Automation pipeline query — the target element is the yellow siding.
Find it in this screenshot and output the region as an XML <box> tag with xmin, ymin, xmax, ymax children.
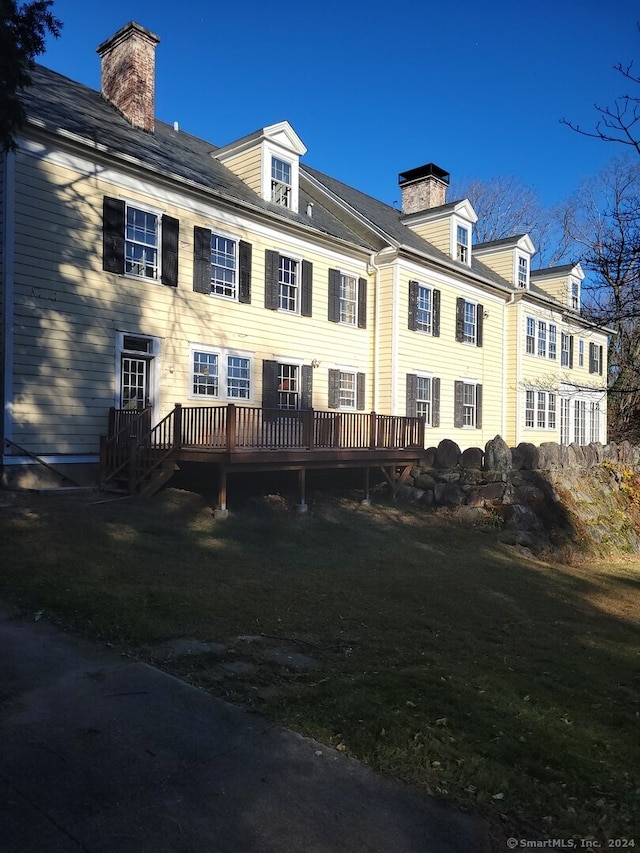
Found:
<box><xmin>219</xmin><ymin>148</ymin><xmax>262</xmax><ymax>195</ymax></box>
<box><xmin>9</xmin><ymin>149</ymin><xmax>374</xmax><ymax>454</ymax></box>
<box><xmin>395</xmin><ymin>267</ymin><xmax>506</xmax><ymax>450</ymax></box>
<box><xmin>533</xmin><ymin>275</ymin><xmax>568</xmax><ymax>304</ymax></box>
<box><xmin>406</xmin><ymin>219</ymin><xmax>451</xmax><ymax>255</ymax></box>
<box><xmin>475</xmin><ymin>249</ymin><xmax>513</xmax><ymax>283</ymax></box>
<box><xmin>503</xmin><ymin>305</ymin><xmax>520</xmax><ymax>445</ymax></box>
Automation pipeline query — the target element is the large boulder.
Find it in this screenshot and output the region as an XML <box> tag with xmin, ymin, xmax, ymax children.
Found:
<box><xmin>462</xmin><ymin>447</ymin><xmax>484</xmax><ymax>469</ymax></box>
<box><xmin>484</xmin><ymin>436</ymin><xmax>512</xmax><ymax>471</ymax></box>
<box><xmin>434</xmin><ymin>439</ymin><xmax>461</xmax><ymax>470</ymax></box>
<box><xmin>513</xmin><ymin>442</ymin><xmax>539</xmax><ymax>470</ymax></box>
<box><xmin>538</xmin><ymin>442</ymin><xmax>561</xmax><ymax>469</ymax></box>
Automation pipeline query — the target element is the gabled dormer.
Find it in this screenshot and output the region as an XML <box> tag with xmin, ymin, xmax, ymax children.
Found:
<box><xmin>398</xmin><ymin>164</ymin><xmax>478</xmax><ymax>265</ymax></box>
<box><xmin>473</xmin><ymin>234</ymin><xmax>536</xmax><ymax>289</ymax></box>
<box><xmin>530</xmin><ymin>263</ymin><xmax>584</xmax><ymax>312</ymax></box>
<box><xmin>213</xmin><ymin>121</ymin><xmax>307</xmax><ymax>213</ymax></box>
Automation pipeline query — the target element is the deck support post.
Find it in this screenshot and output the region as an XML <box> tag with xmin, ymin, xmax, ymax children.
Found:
<box><xmin>173</xmin><ymin>403</ymin><xmax>182</xmax><ymax>448</ymax></box>
<box><xmin>362</xmin><ymin>466</ymin><xmax>371</xmax><ymax>505</ymax></box>
<box><xmin>379</xmin><ymin>463</ymin><xmax>413</xmax><ymax>500</ymax></box>
<box><xmin>214</xmin><ymin>465</ymin><xmax>229</xmax><ymax>518</ymax></box>
<box><xmin>296</xmin><ymin>467</ymin><xmax>308</xmax><ymax>513</ymax></box>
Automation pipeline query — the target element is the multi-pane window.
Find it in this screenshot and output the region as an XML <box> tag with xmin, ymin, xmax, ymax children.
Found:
<box><xmin>549</xmin><ymin>325</ymin><xmax>557</xmax><ymax>360</ymax></box>
<box><xmin>462</xmin><ymin>382</ymin><xmax>476</xmax><ymax>426</ymax></box>
<box><xmin>339</xmin><ymin>274</ymin><xmax>357</xmax><ymax>325</ymax></box>
<box><xmin>561</xmin><ymin>333</ymin><xmax>571</xmax><ymax>367</ymax></box>
<box><xmin>192</xmin><ymin>351</ymin><xmax>219</xmax><ymax>397</ymax></box>
<box><xmin>125</xmin><ymin>206</ymin><xmax>159</xmax><ymax>279</ymax></box>
<box><xmin>278</xmin><ymin>256</ymin><xmax>298</xmax><ymax>312</ymax></box>
<box><xmin>518</xmin><ymin>255</ymin><xmax>529</xmax><ymax>288</ymax></box>
<box><xmin>456</xmin><ymin>225</ymin><xmax>469</xmax><ymax>264</ymax></box>
<box><xmin>210</xmin><ymin>234</ymin><xmax>236</xmax><ymax>298</ymax></box>
<box><xmin>574</xmin><ymin>400</ymin><xmax>586</xmax><ymax>444</ymax></box>
<box><xmin>526</xmin><ymin>390</ymin><xmax>557</xmax><ymax>429</ymax></box>
<box><xmin>278</xmin><ymin>363</ymin><xmax>299</xmax><ymax>409</ymax></box>
<box><xmin>417</xmin><ymin>285</ymin><xmax>433</xmax><ymax>333</ymax></box>
<box><xmin>590</xmin><ymin>401</ymin><xmax>600</xmax><ymax>443</ymax></box>
<box><xmin>537</xmin><ymin>321</ymin><xmax>547</xmax><ymax>357</ymax></box>
<box><xmin>579</xmin><ymin>339</ymin><xmax>584</xmax><ymax>367</ymax></box>
<box><xmin>571</xmin><ymin>279</ymin><xmax>580</xmax><ymax>310</ymax></box>
<box><xmin>526</xmin><ymin>317</ymin><xmax>535</xmax><ymax>354</ymax></box>
<box><xmin>590</xmin><ymin>342</ymin><xmax>602</xmax><ymax>375</ymax></box>
<box><xmin>339</xmin><ymin>372</ymin><xmax>357</xmax><ymax>409</ymax></box>
<box><xmin>463</xmin><ymin>300</ymin><xmax>476</xmax><ymax>343</ymax></box>
<box><xmin>226</xmin><ymin>356</ymin><xmax>251</xmax><ymax>399</ymax></box>
<box><xmin>271</xmin><ymin>157</ymin><xmax>292</xmax><ymax>207</ymax></box>
<box><xmin>192</xmin><ymin>349</ymin><xmax>251</xmax><ymax>400</ymax></box>
<box><xmin>560</xmin><ymin>397</ymin><xmax>570</xmax><ymax>445</ymax></box>
<box><xmin>416</xmin><ymin>376</ymin><xmax>432</xmax><ymax>425</ymax></box>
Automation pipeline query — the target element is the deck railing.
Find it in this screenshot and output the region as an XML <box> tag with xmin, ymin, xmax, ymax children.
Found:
<box><xmin>102</xmin><ymin>404</ymin><xmax>425</xmax><ymax>493</ymax></box>
<box><xmin>176</xmin><ymin>404</ymin><xmax>424</xmax><ymax>451</ymax></box>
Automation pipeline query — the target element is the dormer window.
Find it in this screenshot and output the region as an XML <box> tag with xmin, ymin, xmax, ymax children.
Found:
<box><xmin>456</xmin><ymin>224</ymin><xmax>470</xmax><ymax>264</ymax></box>
<box><xmin>518</xmin><ymin>255</ymin><xmax>529</xmax><ymax>289</ymax></box>
<box><xmin>271</xmin><ymin>157</ymin><xmax>292</xmax><ymax>207</ymax></box>
<box><xmin>570</xmin><ymin>278</ymin><xmax>580</xmax><ymax>310</ymax></box>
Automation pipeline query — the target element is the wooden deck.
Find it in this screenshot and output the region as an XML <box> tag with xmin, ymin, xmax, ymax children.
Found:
<box><xmin>100</xmin><ymin>404</ymin><xmax>426</xmax><ymax>509</ymax></box>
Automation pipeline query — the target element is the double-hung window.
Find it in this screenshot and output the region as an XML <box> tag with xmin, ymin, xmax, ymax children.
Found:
<box><xmin>338</xmin><ymin>371</ymin><xmax>357</xmax><ymax>409</ymax></box>
<box><xmin>416</xmin><ymin>376</ymin><xmax>432</xmax><ymax>425</ymax></box>
<box><xmin>456</xmin><ymin>225</ymin><xmax>469</xmax><ymax>264</ymax></box>
<box><xmin>517</xmin><ymin>255</ymin><xmax>529</xmax><ymax>289</ymax></box>
<box><xmin>125</xmin><ymin>206</ymin><xmax>158</xmax><ymax>279</ymax></box>
<box><xmin>574</xmin><ymin>400</ymin><xmax>586</xmax><ymax>444</ymax></box>
<box><xmin>537</xmin><ymin>321</ymin><xmax>547</xmax><ymax>358</ymax></box>
<box><xmin>571</xmin><ymin>279</ymin><xmax>580</xmax><ymax>310</ymax></box>
<box><xmin>329</xmin><ymin>369</ymin><xmax>365</xmax><ymax>410</ymax></box>
<box><xmin>561</xmin><ymin>333</ymin><xmax>572</xmax><ymax>367</ymax></box>
<box><xmin>210</xmin><ymin>234</ymin><xmax>236</xmax><ymax>298</ymax></box>
<box><xmin>339</xmin><ymin>274</ymin><xmax>357</xmax><ymax>325</ymax></box>
<box><xmin>278</xmin><ymin>256</ymin><xmax>298</xmax><ymax>312</ymax></box>
<box><xmin>278</xmin><ymin>363</ymin><xmax>299</xmax><ymax>409</ymax></box>
<box><xmin>526</xmin><ymin>317</ymin><xmax>535</xmax><ymax>354</ymax></box>
<box><xmin>589</xmin><ymin>342</ymin><xmax>603</xmax><ymax>375</ymax></box>
<box><xmin>579</xmin><ymin>339</ymin><xmax>584</xmax><ymax>367</ymax></box>
<box><xmin>526</xmin><ymin>390</ymin><xmax>557</xmax><ymax>429</ymax></box>
<box><xmin>271</xmin><ymin>157</ymin><xmax>292</xmax><ymax>207</ymax></box>
<box><xmin>463</xmin><ymin>301</ymin><xmax>476</xmax><ymax>343</ymax></box>
<box><xmin>191</xmin><ymin>347</ymin><xmax>251</xmax><ymax>401</ymax></box>
<box><xmin>103</xmin><ymin>196</ymin><xmax>179</xmax><ymax>287</ymax></box>
<box><xmin>417</xmin><ymin>285</ymin><xmax>433</xmax><ymax>333</ymax></box>
<box><xmin>454</xmin><ymin>380</ymin><xmax>482</xmax><ymax>428</ymax></box>
<box><xmin>549</xmin><ymin>325</ymin><xmax>557</xmax><ymax>360</ymax></box>
<box><xmin>590</xmin><ymin>402</ymin><xmax>600</xmax><ymax>443</ymax></box>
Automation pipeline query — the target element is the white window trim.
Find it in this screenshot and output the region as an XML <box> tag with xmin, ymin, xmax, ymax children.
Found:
<box><xmin>415</xmin><ymin>372</ymin><xmax>433</xmax><ymax>426</ymax></box>
<box><xmin>207</xmin><ymin>226</ymin><xmax>239</xmax><ymax>301</ymax></box>
<box><xmin>339</xmin><ymin>271</ymin><xmax>359</xmax><ymax>326</ymax></box>
<box><xmin>262</xmin><ymin>141</ymin><xmax>300</xmax><ymax>213</ymax></box>
<box><xmin>569</xmin><ymin>277</ymin><xmax>581</xmax><ymax>311</ymax></box>
<box><xmin>335</xmin><ymin>366</ymin><xmax>359</xmax><ymax>410</ymax></box>
<box><xmin>121</xmin><ymin>197</ymin><xmax>164</xmax><ymax>283</ymax></box>
<box><xmin>524</xmin><ymin>389</ymin><xmax>557</xmax><ymax>430</ymax></box>
<box><xmin>188</xmin><ymin>344</ymin><xmax>253</xmax><ymax>403</ymax></box>
<box><xmin>460</xmin><ymin>378</ymin><xmax>479</xmax><ymax>428</ymax></box>
<box><xmin>277</xmin><ymin>252</ymin><xmax>302</xmax><ymax>314</ymax></box>
<box><xmin>451</xmin><ymin>217</ymin><xmax>472</xmax><ymax>266</ymax></box>
<box><xmin>515</xmin><ymin>252</ymin><xmax>530</xmax><ymax>289</ymax></box>
<box><xmin>415</xmin><ymin>282</ymin><xmax>434</xmax><ymax>335</ymax></box>
<box><xmin>462</xmin><ymin>299</ymin><xmax>478</xmax><ymax>345</ymax></box>
<box><xmin>114</xmin><ymin>331</ymin><xmax>161</xmax><ymax>420</ymax></box>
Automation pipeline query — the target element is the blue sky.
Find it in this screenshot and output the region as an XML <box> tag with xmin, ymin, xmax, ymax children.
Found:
<box><xmin>41</xmin><ymin>0</ymin><xmax>638</xmax><ymax>210</ymax></box>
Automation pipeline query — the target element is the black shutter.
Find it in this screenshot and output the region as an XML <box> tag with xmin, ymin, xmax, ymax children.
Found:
<box><xmin>328</xmin><ymin>268</ymin><xmax>341</xmax><ymax>322</ymax></box>
<box><xmin>454</xmin><ymin>380</ymin><xmax>464</xmax><ymax>427</ymax></box>
<box><xmin>599</xmin><ymin>345</ymin><xmax>603</xmax><ymax>375</ymax></box>
<box><xmin>569</xmin><ymin>335</ymin><xmax>574</xmax><ymax>369</ymax></box>
<box><xmin>476</xmin><ymin>303</ymin><xmax>483</xmax><ymax>347</ymax></box>
<box><xmin>589</xmin><ymin>343</ymin><xmax>595</xmax><ymax>373</ymax></box>
<box><xmin>238</xmin><ymin>240</ymin><xmax>252</xmax><ymax>304</ymax></box>
<box><xmin>433</xmin><ymin>289</ymin><xmax>441</xmax><ymax>337</ymax></box>
<box><xmin>328</xmin><ymin>370</ymin><xmax>340</xmax><ymax>409</ymax></box>
<box><xmin>265</xmin><ymin>250</ymin><xmax>279</xmax><ymax>309</ymax></box>
<box><xmin>193</xmin><ymin>226</ymin><xmax>211</xmax><ymax>294</ymax></box>
<box><xmin>262</xmin><ymin>360</ymin><xmax>279</xmax><ymax>409</ymax></box>
<box><xmin>301</xmin><ymin>260</ymin><xmax>313</xmax><ymax>317</ymax></box>
<box><xmin>161</xmin><ymin>215</ymin><xmax>179</xmax><ymax>287</ymax></box>
<box><xmin>455</xmin><ymin>297</ymin><xmax>464</xmax><ymax>342</ymax></box>
<box><xmin>103</xmin><ymin>197</ymin><xmax>125</xmax><ymax>274</ymax></box>
<box><xmin>406</xmin><ymin>374</ymin><xmax>418</xmax><ymax>418</ymax></box>
<box><xmin>357</xmin><ymin>277</ymin><xmax>367</xmax><ymax>329</ymax></box>
<box><xmin>356</xmin><ymin>373</ymin><xmax>365</xmax><ymax>411</ymax></box>
<box><xmin>432</xmin><ymin>378</ymin><xmax>441</xmax><ymax>427</ymax></box>
<box><xmin>301</xmin><ymin>365</ymin><xmax>313</xmax><ymax>410</ymax></box>
<box><xmin>408</xmin><ymin>280</ymin><xmax>419</xmax><ymax>331</ymax></box>
<box><xmin>476</xmin><ymin>384</ymin><xmax>483</xmax><ymax>429</ymax></box>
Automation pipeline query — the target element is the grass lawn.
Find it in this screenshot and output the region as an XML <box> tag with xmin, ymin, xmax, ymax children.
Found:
<box><xmin>0</xmin><ymin>486</ymin><xmax>638</xmax><ymax>843</ymax></box>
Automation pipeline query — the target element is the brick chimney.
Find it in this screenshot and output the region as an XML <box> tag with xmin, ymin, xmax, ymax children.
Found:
<box><xmin>97</xmin><ymin>22</ymin><xmax>160</xmax><ymax>133</ymax></box>
<box><xmin>398</xmin><ymin>163</ymin><xmax>450</xmax><ymax>215</ymax></box>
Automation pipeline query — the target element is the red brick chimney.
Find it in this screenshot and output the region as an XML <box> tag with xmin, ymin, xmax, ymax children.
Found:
<box><xmin>97</xmin><ymin>22</ymin><xmax>160</xmax><ymax>133</ymax></box>
<box><xmin>398</xmin><ymin>163</ymin><xmax>450</xmax><ymax>215</ymax></box>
